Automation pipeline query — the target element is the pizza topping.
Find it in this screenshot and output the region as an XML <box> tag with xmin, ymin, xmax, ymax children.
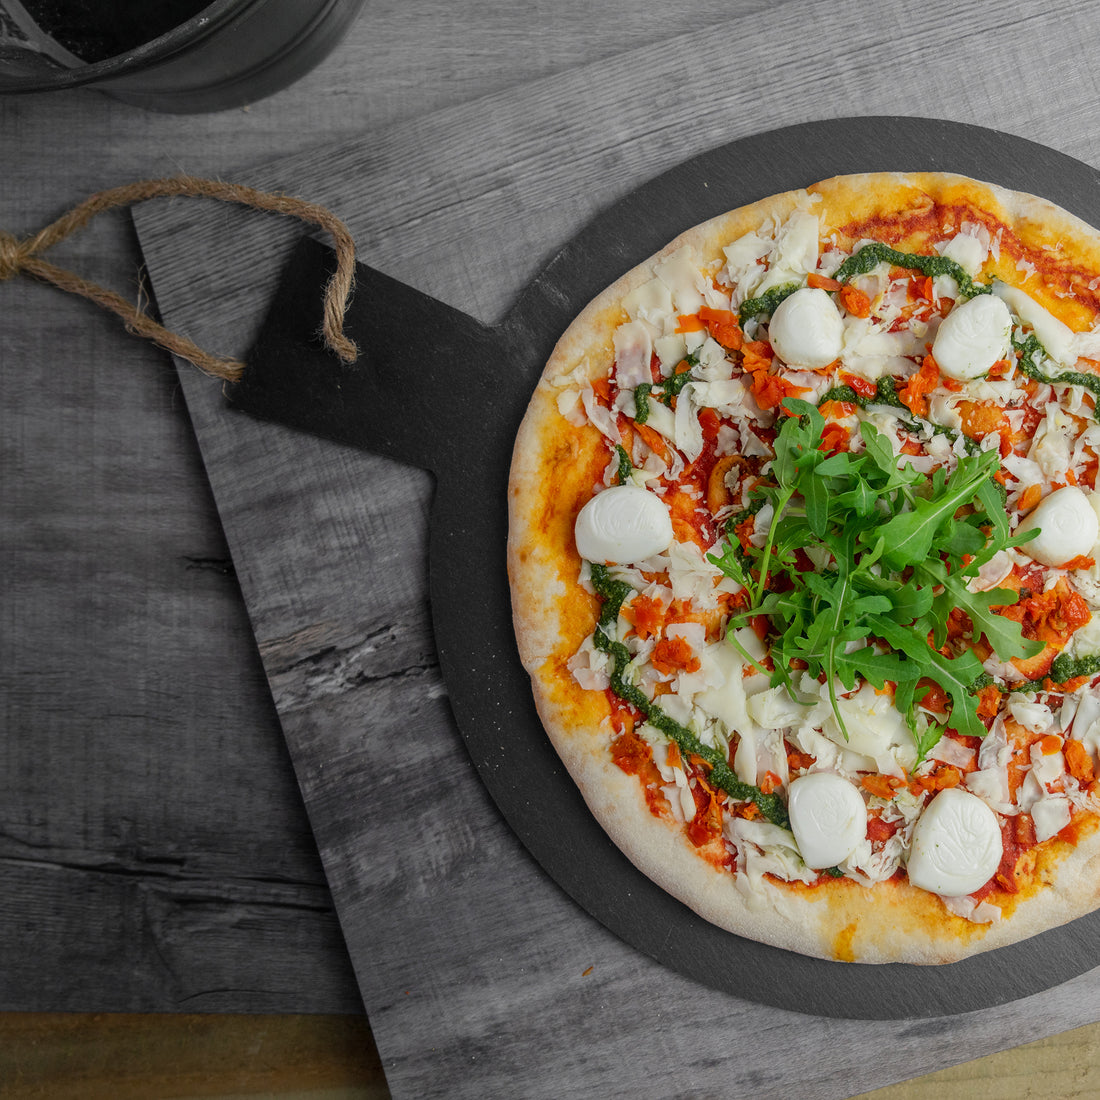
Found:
<box><xmin>905</xmin><ymin>788</ymin><xmax>1003</xmax><ymax>897</ymax></box>
<box><xmin>612</xmin><ymin>320</ymin><xmax>655</xmax><ymax>390</ymax></box>
<box><xmin>548</xmin><ymin>189</ymin><xmax>1100</xmax><ymax>924</ymax></box>
<box><xmin>574</xmin><ymin>484</ymin><xmax>674</xmax><ymax>565</ymax></box>
<box><xmin>767</xmin><ymin>286</ymin><xmax>845</xmax><ymax>369</ymax></box>
<box><xmin>728</xmin><ymin>207</ymin><xmax>821</xmax><ymax>305</ymax></box>
<box><xmin>992</xmin><ymin>281</ymin><xmax>1077</xmax><ymax>366</ymax></box>
<box><xmin>1014</xmin><ymin>485</ymin><xmax>1100</xmax><ymax>567</ymax></box>
<box><xmin>931</xmin><ymin>294</ymin><xmax>1013</xmax><ymax>381</ymax></box>
<box><xmin>787</xmin><ymin>772</ymin><xmax>868</xmax><ymax>869</ymax></box>
<box><xmin>938</xmin><ymin>228</ymin><xmax>989</xmax><ymax>276</ymax></box>
<box><xmin>832</xmin><ymin>241</ymin><xmax>987</xmax><ymax>299</ymax></box>
<box><xmin>589</xmin><ymin>563</ymin><xmax>790</xmax><ymax>827</ymax></box>
<box><xmin>715</xmin><ymin>398</ymin><xmax>1040</xmax><ymax>757</ymax></box>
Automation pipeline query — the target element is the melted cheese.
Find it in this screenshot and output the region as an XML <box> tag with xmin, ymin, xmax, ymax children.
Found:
<box><xmin>1016</xmin><ymin>485</ymin><xmax>1099</xmax><ymax>567</ymax></box>
<box><xmin>768</xmin><ymin>287</ymin><xmax>844</xmax><ymax>369</ymax></box>
<box><xmin>938</xmin><ymin>230</ymin><xmax>987</xmax><ymax>275</ymax></box>
<box><xmin>906</xmin><ymin>789</ymin><xmax>1003</xmax><ymax>897</ymax></box>
<box><xmin>612</xmin><ymin>320</ymin><xmax>654</xmax><ymax>390</ymax></box>
<box><xmin>655</xmin><ymin>246</ymin><xmax>706</xmax><ymax>315</ymax></box>
<box><xmin>574</xmin><ymin>485</ymin><xmax>673</xmax><ymax>564</ymax></box>
<box><xmin>788</xmin><ymin>772</ymin><xmax>868</xmax><ymax>869</ymax></box>
<box><xmin>992</xmin><ymin>280</ymin><xmax>1076</xmax><ymax>365</ymax></box>
<box><xmin>931</xmin><ymin>294</ymin><xmax>1012</xmax><ymax>380</ymax></box>
<box><xmin>753</xmin><ymin>209</ymin><xmax>821</xmax><ymax>297</ymax></box>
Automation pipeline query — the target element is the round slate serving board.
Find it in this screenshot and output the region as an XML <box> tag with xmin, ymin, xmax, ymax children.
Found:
<box><xmin>235</xmin><ymin>116</ymin><xmax>1100</xmax><ymax>1019</ymax></box>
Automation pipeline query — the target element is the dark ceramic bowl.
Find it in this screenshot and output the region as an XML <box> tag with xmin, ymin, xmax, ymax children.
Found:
<box><xmin>0</xmin><ymin>0</ymin><xmax>365</xmax><ymax>113</ymax></box>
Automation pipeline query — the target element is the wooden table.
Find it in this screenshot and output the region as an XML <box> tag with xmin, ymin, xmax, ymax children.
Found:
<box><xmin>4</xmin><ymin>2</ymin><xmax>1100</xmax><ymax>1095</ymax></box>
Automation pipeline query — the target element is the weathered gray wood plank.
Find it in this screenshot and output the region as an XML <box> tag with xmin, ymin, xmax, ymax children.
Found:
<box><xmin>1</xmin><ymin>0</ymin><xmax>798</xmax><ymax>1015</ymax></box>
<box><xmin>131</xmin><ymin>1</ymin><xmax>1100</xmax><ymax>1096</ymax></box>
<box><xmin>0</xmin><ymin>277</ymin><xmax>363</xmax><ymax>1013</ymax></box>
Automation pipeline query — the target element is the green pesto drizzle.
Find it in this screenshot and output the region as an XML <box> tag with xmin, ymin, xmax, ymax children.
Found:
<box><xmin>1011</xmin><ymin>653</ymin><xmax>1100</xmax><ymax>696</ymax></box>
<box><xmin>832</xmin><ymin>242</ymin><xmax>990</xmax><ymax>300</ymax></box>
<box><xmin>614</xmin><ymin>444</ymin><xmax>632</xmax><ymax>484</ymax></box>
<box><xmin>1049</xmin><ymin>652</ymin><xmax>1100</xmax><ymax>685</ymax></box>
<box><xmin>631</xmin><ymin>347</ymin><xmax>701</xmax><ymax>424</ymax></box>
<box><xmin>816</xmin><ymin>378</ymin><xmax>983</xmax><ymax>457</ymax></box>
<box><xmin>588</xmin><ymin>563</ymin><xmax>790</xmax><ymax>829</ymax></box>
<box><xmin>1014</xmin><ymin>332</ymin><xmax>1100</xmax><ymax>407</ymax></box>
<box><xmin>738</xmin><ymin>281</ymin><xmax>801</xmax><ymax>325</ymax></box>
<box><xmin>818</xmin><ymin>376</ymin><xmax>906</xmax><ymax>412</ymax></box>
<box><xmin>661</xmin><ymin>369</ymin><xmax>695</xmax><ymax>405</ymax></box>
<box><xmin>725</xmin><ymin>497</ymin><xmax>767</xmax><ymax>542</ymax></box>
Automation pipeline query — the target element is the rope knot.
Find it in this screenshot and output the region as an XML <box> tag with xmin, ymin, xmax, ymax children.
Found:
<box><xmin>0</xmin><ymin>231</ymin><xmax>30</xmax><ymax>282</ymax></box>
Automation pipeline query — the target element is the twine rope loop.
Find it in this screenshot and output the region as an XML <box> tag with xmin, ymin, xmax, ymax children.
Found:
<box><xmin>0</xmin><ymin>175</ymin><xmax>358</xmax><ymax>382</ymax></box>
<box><xmin>0</xmin><ymin>230</ymin><xmax>30</xmax><ymax>281</ymax></box>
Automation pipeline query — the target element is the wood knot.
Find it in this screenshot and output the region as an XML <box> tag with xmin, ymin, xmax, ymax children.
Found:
<box><xmin>0</xmin><ymin>231</ymin><xmax>28</xmax><ymax>281</ymax></box>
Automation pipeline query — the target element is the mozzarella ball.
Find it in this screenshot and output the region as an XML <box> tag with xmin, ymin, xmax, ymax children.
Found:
<box><xmin>767</xmin><ymin>287</ymin><xmax>844</xmax><ymax>369</ymax></box>
<box><xmin>1015</xmin><ymin>485</ymin><xmax>1100</xmax><ymax>567</ymax></box>
<box><xmin>574</xmin><ymin>484</ymin><xmax>674</xmax><ymax>565</ymax></box>
<box><xmin>931</xmin><ymin>294</ymin><xmax>1012</xmax><ymax>380</ymax></box>
<box><xmin>787</xmin><ymin>772</ymin><xmax>867</xmax><ymax>870</ymax></box>
<box><xmin>906</xmin><ymin>788</ymin><xmax>1002</xmax><ymax>897</ymax></box>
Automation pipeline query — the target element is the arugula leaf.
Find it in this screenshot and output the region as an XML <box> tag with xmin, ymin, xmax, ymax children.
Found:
<box><xmin>833</xmin><ymin>476</ymin><xmax>877</xmax><ymax>518</ymax></box>
<box><xmin>933</xmin><ymin>577</ymin><xmax>1043</xmax><ymax>661</ymax></box>
<box><xmin>870</xmin><ymin>449</ymin><xmax>1000</xmax><ymax>571</ymax></box>
<box><xmin>853</xmin><ymin>569</ymin><xmax>934</xmax><ymax>625</ymax></box>
<box><xmin>706</xmin><ymin>539</ymin><xmax>749</xmax><ymax>588</ymax></box>
<box><xmin>803</xmin><ymin>468</ymin><xmax>831</xmax><ymax>537</ymax></box>
<box><xmin>911</xmin><ymin>712</ymin><xmax>946</xmax><ymax>764</ymax></box>
<box><xmin>859</xmin><ymin>422</ymin><xmax>900</xmax><ymax>478</ymax></box>
<box><xmin>866</xmin><ymin>614</ymin><xmax>988</xmax><ymax>739</ymax></box>
<box><xmin>726</xmin><ymin>404</ymin><xmax>1034</xmax><ymax>758</ymax></box>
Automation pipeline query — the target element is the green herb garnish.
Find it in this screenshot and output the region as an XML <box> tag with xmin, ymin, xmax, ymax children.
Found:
<box><xmin>1013</xmin><ymin>652</ymin><xmax>1100</xmax><ymax>695</ymax></box>
<box><xmin>588</xmin><ymin>563</ymin><xmax>789</xmax><ymax>827</ymax></box>
<box><xmin>710</xmin><ymin>399</ymin><xmax>1042</xmax><ymax>760</ymax></box>
<box><xmin>832</xmin><ymin>242</ymin><xmax>990</xmax><ymax>300</ymax></box>
<box><xmin>1014</xmin><ymin>331</ymin><xmax>1100</xmax><ymax>408</ymax></box>
<box><xmin>738</xmin><ymin>281</ymin><xmax>802</xmax><ymax>325</ymax></box>
<box><xmin>706</xmin><ymin>501</ymin><xmax>764</xmax><ymax>590</ymax></box>
<box><xmin>658</xmin><ymin>369</ymin><xmax>695</xmax><ymax>407</ymax></box>
<box><xmin>614</xmin><ymin>444</ymin><xmax>632</xmax><ymax>485</ymax></box>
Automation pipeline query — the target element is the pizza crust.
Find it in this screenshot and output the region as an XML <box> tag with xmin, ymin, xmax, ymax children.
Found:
<box><xmin>507</xmin><ymin>172</ymin><xmax>1100</xmax><ymax>964</ymax></box>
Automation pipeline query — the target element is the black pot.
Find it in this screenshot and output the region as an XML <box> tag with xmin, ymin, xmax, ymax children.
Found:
<box><xmin>0</xmin><ymin>0</ymin><xmax>365</xmax><ymax>113</ymax></box>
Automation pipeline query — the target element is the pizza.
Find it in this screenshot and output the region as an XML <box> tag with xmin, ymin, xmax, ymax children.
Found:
<box><xmin>506</xmin><ymin>172</ymin><xmax>1100</xmax><ymax>964</ymax></box>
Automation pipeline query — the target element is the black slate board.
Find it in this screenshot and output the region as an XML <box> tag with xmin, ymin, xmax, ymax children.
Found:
<box><xmin>233</xmin><ymin>117</ymin><xmax>1100</xmax><ymax>1019</ymax></box>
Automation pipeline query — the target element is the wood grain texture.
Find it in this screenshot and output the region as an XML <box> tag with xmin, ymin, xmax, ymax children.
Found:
<box><xmin>1</xmin><ymin>0</ymin><xmax>806</xmax><ymax>1016</ymax></box>
<box><xmin>129</xmin><ymin>2</ymin><xmax>1100</xmax><ymax>1098</ymax></box>
<box><xmin>5</xmin><ymin>0</ymin><xmax>1100</xmax><ymax>1094</ymax></box>
<box><xmin>0</xmin><ymin>270</ymin><xmax>363</xmax><ymax>1014</ymax></box>
<box><xmin>0</xmin><ymin>1012</ymin><xmax>388</xmax><ymax>1099</ymax></box>
<box><xmin>857</xmin><ymin>1021</ymin><xmax>1100</xmax><ymax>1100</ymax></box>
<box><xmin>2</xmin><ymin>1011</ymin><xmax>1099</xmax><ymax>1100</ymax></box>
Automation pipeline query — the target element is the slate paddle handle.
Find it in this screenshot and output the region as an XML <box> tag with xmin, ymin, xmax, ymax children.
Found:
<box><xmin>233</xmin><ymin>235</ymin><xmax>504</xmax><ymax>474</ymax></box>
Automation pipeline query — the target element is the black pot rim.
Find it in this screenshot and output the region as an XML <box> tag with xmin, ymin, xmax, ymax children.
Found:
<box><xmin>1</xmin><ymin>0</ymin><xmax>246</xmax><ymax>91</ymax></box>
